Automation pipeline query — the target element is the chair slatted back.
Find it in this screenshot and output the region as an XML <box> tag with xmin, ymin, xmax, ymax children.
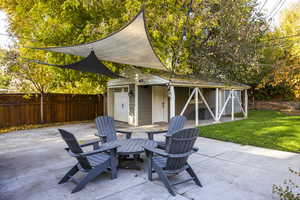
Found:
<box><xmin>165</xmin><ymin>128</ymin><xmax>198</xmax><ymax>170</ymax></box>
<box><xmin>95</xmin><ymin>116</ymin><xmax>117</xmax><ymax>143</ymax></box>
<box><xmin>59</xmin><ymin>129</ymin><xmax>92</xmax><ymax>170</ymax></box>
<box><xmin>167</xmin><ymin>115</ymin><xmax>187</xmax><ymax>135</ymax></box>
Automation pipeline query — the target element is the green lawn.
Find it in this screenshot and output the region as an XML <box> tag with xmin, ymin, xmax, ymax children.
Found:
<box><xmin>200</xmin><ymin>110</ymin><xmax>300</xmax><ymax>153</ymax></box>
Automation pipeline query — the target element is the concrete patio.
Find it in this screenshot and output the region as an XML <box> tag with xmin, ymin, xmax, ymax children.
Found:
<box><xmin>1</xmin><ymin>122</ymin><xmax>299</xmax><ymax>200</ymax></box>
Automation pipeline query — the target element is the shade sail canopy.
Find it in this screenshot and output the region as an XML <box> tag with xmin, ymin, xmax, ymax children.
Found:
<box><xmin>33</xmin><ymin>10</ymin><xmax>164</xmax><ymax>70</ymax></box>
<box><xmin>23</xmin><ymin>51</ymin><xmax>121</xmax><ymax>78</ymax></box>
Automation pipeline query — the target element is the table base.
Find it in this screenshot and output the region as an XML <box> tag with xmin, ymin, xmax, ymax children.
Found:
<box><xmin>118</xmin><ymin>154</ymin><xmax>144</xmax><ymax>170</ymax></box>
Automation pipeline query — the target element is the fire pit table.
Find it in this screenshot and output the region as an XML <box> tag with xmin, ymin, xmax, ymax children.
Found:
<box><xmin>102</xmin><ymin>138</ymin><xmax>157</xmax><ymax>170</ymax></box>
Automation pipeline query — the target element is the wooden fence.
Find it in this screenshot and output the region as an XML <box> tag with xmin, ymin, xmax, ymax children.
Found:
<box><xmin>0</xmin><ymin>93</ymin><xmax>104</xmax><ymax>128</ymax></box>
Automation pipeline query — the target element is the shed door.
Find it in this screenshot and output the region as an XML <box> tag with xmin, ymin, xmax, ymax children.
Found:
<box><xmin>114</xmin><ymin>92</ymin><xmax>128</xmax><ymax>122</ymax></box>
<box><xmin>152</xmin><ymin>86</ymin><xmax>168</xmax><ymax>123</ymax></box>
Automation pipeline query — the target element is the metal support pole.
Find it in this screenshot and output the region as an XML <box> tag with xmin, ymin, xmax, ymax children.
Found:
<box><xmin>231</xmin><ymin>90</ymin><xmax>234</xmax><ymax>121</ymax></box>
<box><xmin>195</xmin><ymin>88</ymin><xmax>199</xmax><ymax>126</ymax></box>
<box><xmin>169</xmin><ymin>86</ymin><xmax>175</xmax><ymax>118</ymax></box>
<box><xmin>135</xmin><ymin>85</ymin><xmax>139</xmax><ymax>126</ymax></box>
<box><xmin>215</xmin><ymin>88</ymin><xmax>219</xmax><ymax>122</ymax></box>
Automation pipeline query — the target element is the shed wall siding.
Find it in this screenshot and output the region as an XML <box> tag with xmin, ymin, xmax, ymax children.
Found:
<box><xmin>138</xmin><ymin>86</ymin><xmax>152</xmax><ymax>125</ymax></box>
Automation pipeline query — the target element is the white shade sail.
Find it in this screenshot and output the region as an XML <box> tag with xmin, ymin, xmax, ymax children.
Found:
<box><xmin>33</xmin><ymin>10</ymin><xmax>165</xmax><ymax>69</ymax></box>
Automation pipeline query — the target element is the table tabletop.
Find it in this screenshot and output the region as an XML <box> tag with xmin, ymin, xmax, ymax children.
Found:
<box><xmin>102</xmin><ymin>138</ymin><xmax>157</xmax><ymax>155</ymax></box>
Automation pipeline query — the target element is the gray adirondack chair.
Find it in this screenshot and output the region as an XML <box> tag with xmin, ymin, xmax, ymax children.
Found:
<box><xmin>95</xmin><ymin>116</ymin><xmax>132</xmax><ymax>143</ymax></box>
<box><xmin>144</xmin><ymin>128</ymin><xmax>202</xmax><ymax>196</ymax></box>
<box><xmin>58</xmin><ymin>129</ymin><xmax>119</xmax><ymax>193</ymax></box>
<box><xmin>146</xmin><ymin>115</ymin><xmax>187</xmax><ymax>149</ymax></box>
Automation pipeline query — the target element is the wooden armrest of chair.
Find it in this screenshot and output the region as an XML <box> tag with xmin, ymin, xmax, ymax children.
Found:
<box><xmin>116</xmin><ymin>130</ymin><xmax>132</xmax><ymax>139</ymax></box>
<box><xmin>79</xmin><ymin>139</ymin><xmax>102</xmax><ymax>148</ymax></box>
<box><xmin>68</xmin><ymin>144</ymin><xmax>120</xmax><ymax>157</ymax></box>
<box><xmin>143</xmin><ymin>145</ymin><xmax>169</xmax><ymax>157</ymax></box>
<box><xmin>146</xmin><ymin>130</ymin><xmax>168</xmax><ymax>140</ymax></box>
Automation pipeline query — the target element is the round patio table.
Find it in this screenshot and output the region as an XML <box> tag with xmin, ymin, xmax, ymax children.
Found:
<box><xmin>102</xmin><ymin>138</ymin><xmax>157</xmax><ymax>155</ymax></box>
<box><xmin>102</xmin><ymin>139</ymin><xmax>157</xmax><ymax>170</ymax></box>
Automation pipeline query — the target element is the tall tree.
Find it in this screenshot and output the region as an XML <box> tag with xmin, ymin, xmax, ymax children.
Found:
<box><xmin>0</xmin><ymin>73</ymin><xmax>11</xmax><ymax>89</ymax></box>
<box><xmin>1</xmin><ymin>49</ymin><xmax>57</xmax><ymax>123</ymax></box>
<box><xmin>187</xmin><ymin>0</ymin><xmax>268</xmax><ymax>85</ymax></box>
<box><xmin>0</xmin><ymin>0</ymin><xmax>268</xmax><ymax>92</ymax></box>
<box><xmin>259</xmin><ymin>2</ymin><xmax>300</xmax><ymax>100</ymax></box>
<box><xmin>0</xmin><ymin>49</ymin><xmax>11</xmax><ymax>89</ymax></box>
<box><xmin>0</xmin><ymin>0</ymin><xmax>128</xmax><ymax>94</ymax></box>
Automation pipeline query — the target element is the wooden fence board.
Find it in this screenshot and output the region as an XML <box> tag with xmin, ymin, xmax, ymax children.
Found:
<box><xmin>0</xmin><ymin>93</ymin><xmax>103</xmax><ymax>128</ymax></box>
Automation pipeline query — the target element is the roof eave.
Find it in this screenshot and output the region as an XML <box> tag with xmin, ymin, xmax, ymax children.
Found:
<box><xmin>170</xmin><ymin>83</ymin><xmax>250</xmax><ymax>90</ymax></box>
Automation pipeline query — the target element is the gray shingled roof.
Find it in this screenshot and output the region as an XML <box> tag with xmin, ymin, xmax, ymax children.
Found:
<box><xmin>108</xmin><ymin>69</ymin><xmax>250</xmax><ymax>90</ymax></box>
<box><xmin>158</xmin><ymin>74</ymin><xmax>250</xmax><ymax>89</ymax></box>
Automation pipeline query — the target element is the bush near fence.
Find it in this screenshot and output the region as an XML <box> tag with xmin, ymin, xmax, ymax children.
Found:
<box><xmin>249</xmin><ymin>101</ymin><xmax>300</xmax><ymax>115</ymax></box>
<box><xmin>0</xmin><ymin>93</ymin><xmax>103</xmax><ymax>128</ymax></box>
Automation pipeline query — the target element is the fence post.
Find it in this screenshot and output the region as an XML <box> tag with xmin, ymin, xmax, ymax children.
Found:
<box><xmin>40</xmin><ymin>92</ymin><xmax>44</xmax><ymax>124</ymax></box>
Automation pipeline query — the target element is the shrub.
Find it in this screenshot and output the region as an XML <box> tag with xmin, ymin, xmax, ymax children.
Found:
<box><xmin>295</xmin><ymin>102</ymin><xmax>300</xmax><ymax>110</ymax></box>
<box><xmin>255</xmin><ymin>85</ymin><xmax>294</xmax><ymax>101</ymax></box>
<box><xmin>273</xmin><ymin>169</ymin><xmax>300</xmax><ymax>200</ymax></box>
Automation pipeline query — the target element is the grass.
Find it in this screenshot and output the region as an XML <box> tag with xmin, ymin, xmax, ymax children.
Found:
<box><xmin>200</xmin><ymin>110</ymin><xmax>300</xmax><ymax>153</ymax></box>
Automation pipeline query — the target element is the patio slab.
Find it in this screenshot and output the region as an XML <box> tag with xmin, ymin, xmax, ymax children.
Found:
<box><xmin>0</xmin><ymin>122</ymin><xmax>299</xmax><ymax>200</ymax></box>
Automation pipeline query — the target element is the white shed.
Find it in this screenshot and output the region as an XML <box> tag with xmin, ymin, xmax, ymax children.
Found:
<box><xmin>107</xmin><ymin>70</ymin><xmax>250</xmax><ymax>126</ymax></box>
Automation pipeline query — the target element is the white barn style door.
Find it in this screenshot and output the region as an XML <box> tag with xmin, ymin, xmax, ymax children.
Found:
<box><xmin>152</xmin><ymin>86</ymin><xmax>168</xmax><ymax>123</ymax></box>
<box><xmin>114</xmin><ymin>92</ymin><xmax>129</xmax><ymax>122</ymax></box>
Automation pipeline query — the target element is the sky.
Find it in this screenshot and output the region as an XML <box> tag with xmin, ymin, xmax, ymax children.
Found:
<box><xmin>257</xmin><ymin>0</ymin><xmax>300</xmax><ymax>26</ymax></box>
<box><xmin>0</xmin><ymin>0</ymin><xmax>299</xmax><ymax>49</ymax></box>
<box><xmin>0</xmin><ymin>10</ymin><xmax>12</xmax><ymax>49</ymax></box>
